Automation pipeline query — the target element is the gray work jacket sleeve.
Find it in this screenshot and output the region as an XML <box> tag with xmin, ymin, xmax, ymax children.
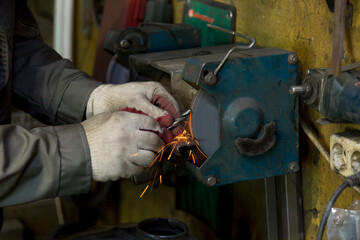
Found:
<box><xmin>11</xmin><ymin>3</ymin><xmax>102</xmax><ymax>125</ymax></box>
<box><xmin>0</xmin><ymin>123</ymin><xmax>92</xmax><ymax>207</ymax></box>
<box><xmin>0</xmin><ymin>4</ymin><xmax>101</xmax><ymax>206</ymax></box>
<box><xmin>12</xmin><ymin>37</ymin><xmax>102</xmax><ymax>125</ymax></box>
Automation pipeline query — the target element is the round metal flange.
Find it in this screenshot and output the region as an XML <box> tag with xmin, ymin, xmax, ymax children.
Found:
<box><xmin>190</xmin><ymin>90</ymin><xmax>220</xmax><ymax>158</ymax></box>
<box><xmin>302</xmin><ymin>75</ymin><xmax>319</xmax><ymax>106</ymax></box>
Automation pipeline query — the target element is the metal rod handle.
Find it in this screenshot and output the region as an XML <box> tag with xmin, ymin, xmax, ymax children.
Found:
<box><xmin>207</xmin><ymin>24</ymin><xmax>256</xmax><ymax>76</ymax></box>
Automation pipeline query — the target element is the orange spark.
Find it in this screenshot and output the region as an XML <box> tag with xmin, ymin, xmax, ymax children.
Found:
<box><xmin>159</xmin><ymin>143</ymin><xmax>170</xmax><ymax>160</ymax></box>
<box><xmin>150</xmin><ymin>170</ymin><xmax>158</xmax><ymax>192</ymax></box>
<box><xmin>149</xmin><ymin>154</ymin><xmax>160</xmax><ymax>168</ymax></box>
<box><xmin>139</xmin><ymin>111</ymin><xmax>208</xmax><ymax>198</ymax></box>
<box><xmin>167</xmin><ymin>144</ymin><xmax>177</xmax><ymax>160</ymax></box>
<box><xmin>196</xmin><ymin>145</ymin><xmax>207</xmax><ymax>158</ymax></box>
<box><xmin>191</xmin><ymin>153</ymin><xmax>196</xmax><ymax>164</ymax></box>
<box><xmin>140</xmin><ymin>185</ymin><xmax>149</xmax><ymax>198</ymax></box>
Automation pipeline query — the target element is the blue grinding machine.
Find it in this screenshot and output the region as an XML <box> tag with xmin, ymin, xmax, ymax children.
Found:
<box><xmin>183</xmin><ymin>47</ymin><xmax>300</xmax><ymax>186</ymax></box>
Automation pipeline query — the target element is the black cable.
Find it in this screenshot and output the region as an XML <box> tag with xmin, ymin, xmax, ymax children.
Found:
<box><xmin>316</xmin><ymin>181</ymin><xmax>349</xmax><ymax>240</ymax></box>
<box><xmin>316</xmin><ymin>171</ymin><xmax>360</xmax><ymax>240</ymax></box>
<box><xmin>317</xmin><ymin>172</ymin><xmax>360</xmax><ymax>239</ymax></box>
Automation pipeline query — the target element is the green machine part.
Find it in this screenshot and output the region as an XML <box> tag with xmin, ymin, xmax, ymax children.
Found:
<box><xmin>183</xmin><ymin>0</ymin><xmax>236</xmax><ymax>46</ymax></box>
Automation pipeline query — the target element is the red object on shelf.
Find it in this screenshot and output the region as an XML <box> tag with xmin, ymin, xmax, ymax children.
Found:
<box><xmin>125</xmin><ymin>0</ymin><xmax>147</xmax><ymax>27</ymax></box>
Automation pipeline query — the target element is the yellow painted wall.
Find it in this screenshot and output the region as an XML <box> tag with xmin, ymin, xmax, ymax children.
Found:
<box><xmin>73</xmin><ymin>0</ymin><xmax>99</xmax><ymax>75</ymax></box>
<box><xmin>73</xmin><ymin>0</ymin><xmax>360</xmax><ymax>239</ymax></box>
<box><xmin>173</xmin><ymin>1</ymin><xmax>360</xmax><ymax>239</ymax></box>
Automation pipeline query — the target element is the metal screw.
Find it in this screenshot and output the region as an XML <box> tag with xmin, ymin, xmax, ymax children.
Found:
<box><xmin>207</xmin><ymin>176</ymin><xmax>217</xmax><ymax>186</ymax></box>
<box><xmin>289</xmin><ymin>161</ymin><xmax>299</xmax><ymax>173</ymax></box>
<box><xmin>306</xmin><ymin>69</ymin><xmax>311</xmax><ymax>75</ymax></box>
<box><xmin>226</xmin><ymin>10</ymin><xmax>233</xmax><ymax>19</ymax></box>
<box><xmin>120</xmin><ymin>39</ymin><xmax>130</xmax><ymax>48</ymax></box>
<box><xmin>287</xmin><ymin>53</ymin><xmax>299</xmax><ymax>65</ymax></box>
<box><xmin>204</xmin><ymin>71</ymin><xmax>217</xmax><ymax>85</ymax></box>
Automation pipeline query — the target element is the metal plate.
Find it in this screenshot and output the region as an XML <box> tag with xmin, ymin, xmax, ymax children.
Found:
<box><xmin>190</xmin><ymin>89</ymin><xmax>220</xmax><ymax>157</ymax></box>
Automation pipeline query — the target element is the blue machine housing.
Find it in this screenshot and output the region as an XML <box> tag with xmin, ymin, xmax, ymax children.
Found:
<box><xmin>104</xmin><ymin>23</ymin><xmax>201</xmax><ymax>57</ymax></box>
<box><xmin>182</xmin><ymin>48</ymin><xmax>299</xmax><ymax>186</ymax></box>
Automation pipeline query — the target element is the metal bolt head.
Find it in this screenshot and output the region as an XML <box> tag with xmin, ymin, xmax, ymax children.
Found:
<box><xmin>226</xmin><ymin>10</ymin><xmax>233</xmax><ymax>19</ymax></box>
<box><xmin>289</xmin><ymin>161</ymin><xmax>299</xmax><ymax>173</ymax></box>
<box><xmin>204</xmin><ymin>71</ymin><xmax>217</xmax><ymax>85</ymax></box>
<box><xmin>120</xmin><ymin>39</ymin><xmax>130</xmax><ymax>48</ymax></box>
<box><xmin>287</xmin><ymin>53</ymin><xmax>299</xmax><ymax>65</ymax></box>
<box><xmin>207</xmin><ymin>176</ymin><xmax>217</xmax><ymax>186</ymax></box>
<box><xmin>306</xmin><ymin>69</ymin><xmax>311</xmax><ymax>75</ymax></box>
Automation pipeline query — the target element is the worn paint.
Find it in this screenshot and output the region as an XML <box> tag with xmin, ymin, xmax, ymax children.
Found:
<box><xmin>212</xmin><ymin>0</ymin><xmax>360</xmax><ymax>239</ymax></box>
<box><xmin>183</xmin><ymin>50</ymin><xmax>299</xmax><ymax>185</ymax></box>
<box><xmin>74</xmin><ymin>0</ymin><xmax>360</xmax><ymax>239</ymax></box>
<box><xmin>174</xmin><ymin>0</ymin><xmax>360</xmax><ymax>239</ymax></box>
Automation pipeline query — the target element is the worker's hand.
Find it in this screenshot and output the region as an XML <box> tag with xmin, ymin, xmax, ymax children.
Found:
<box><xmin>85</xmin><ymin>82</ymin><xmax>181</xmax><ymax>134</ymax></box>
<box><xmin>81</xmin><ymin>111</ymin><xmax>164</xmax><ymax>182</ymax></box>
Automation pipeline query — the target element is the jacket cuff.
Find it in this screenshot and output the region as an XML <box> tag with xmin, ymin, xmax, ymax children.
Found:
<box><xmin>54</xmin><ymin>124</ymin><xmax>92</xmax><ymax>196</ymax></box>
<box><xmin>56</xmin><ymin>73</ymin><xmax>102</xmax><ymax>124</ymax></box>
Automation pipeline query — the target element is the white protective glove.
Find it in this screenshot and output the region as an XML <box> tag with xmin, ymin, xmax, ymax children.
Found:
<box><xmin>81</xmin><ymin>111</ymin><xmax>164</xmax><ymax>182</ymax></box>
<box><xmin>86</xmin><ymin>82</ymin><xmax>181</xmax><ymax>134</ymax></box>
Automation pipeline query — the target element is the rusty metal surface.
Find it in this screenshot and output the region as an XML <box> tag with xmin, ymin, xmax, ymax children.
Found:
<box><xmin>74</xmin><ymin>1</ymin><xmax>360</xmax><ymax>239</ymax></box>
<box><xmin>176</xmin><ymin>1</ymin><xmax>360</xmax><ymax>239</ymax></box>
<box><xmin>183</xmin><ymin>47</ymin><xmax>299</xmax><ymax>186</ymax></box>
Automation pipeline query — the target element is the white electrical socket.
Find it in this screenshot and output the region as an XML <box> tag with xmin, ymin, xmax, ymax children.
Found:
<box><xmin>330</xmin><ymin>131</ymin><xmax>360</xmax><ymax>177</ymax></box>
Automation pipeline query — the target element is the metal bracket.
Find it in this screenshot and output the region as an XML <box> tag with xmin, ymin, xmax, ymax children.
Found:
<box><xmin>204</xmin><ymin>24</ymin><xmax>256</xmax><ymax>85</ymax></box>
